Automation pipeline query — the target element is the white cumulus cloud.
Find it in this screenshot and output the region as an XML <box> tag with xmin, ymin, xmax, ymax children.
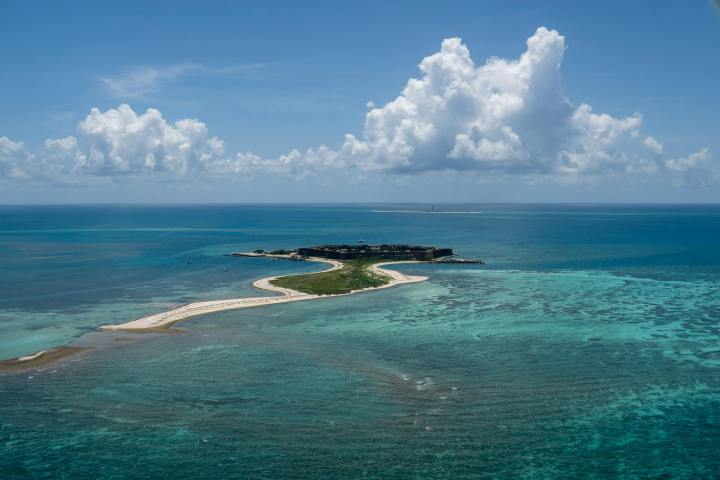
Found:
<box><xmin>664</xmin><ymin>148</ymin><xmax>717</xmax><ymax>185</ymax></box>
<box><xmin>644</xmin><ymin>136</ymin><xmax>664</xmax><ymax>155</ymax></box>
<box><xmin>337</xmin><ymin>27</ymin><xmax>661</xmax><ymax>177</ymax></box>
<box><xmin>0</xmin><ymin>136</ymin><xmax>32</xmax><ymax>179</ymax></box>
<box><xmin>1</xmin><ymin>27</ymin><xmax>715</xmax><ymax>189</ymax></box>
<box><xmin>76</xmin><ymin>104</ymin><xmax>225</xmax><ymax>175</ymax></box>
<box><xmin>665</xmin><ymin>148</ymin><xmax>713</xmax><ymax>172</ymax></box>
<box><xmin>42</xmin><ymin>136</ymin><xmax>86</xmax><ymax>176</ymax></box>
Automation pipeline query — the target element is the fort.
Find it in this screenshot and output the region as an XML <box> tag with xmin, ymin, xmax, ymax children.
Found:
<box><xmin>296</xmin><ymin>244</ymin><xmax>453</xmax><ymax>261</ymax></box>
<box><xmin>234</xmin><ymin>244</ymin><xmax>483</xmax><ymax>264</ymax></box>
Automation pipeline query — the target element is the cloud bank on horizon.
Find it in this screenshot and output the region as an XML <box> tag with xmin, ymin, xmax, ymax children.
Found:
<box><xmin>0</xmin><ymin>27</ymin><xmax>715</xmax><ymax>187</ymax></box>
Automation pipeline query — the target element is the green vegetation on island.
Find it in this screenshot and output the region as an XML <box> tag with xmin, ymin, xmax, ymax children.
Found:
<box><xmin>270</xmin><ymin>259</ymin><xmax>391</xmax><ymax>295</ymax></box>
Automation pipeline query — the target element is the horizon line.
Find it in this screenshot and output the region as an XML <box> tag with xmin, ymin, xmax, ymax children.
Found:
<box><xmin>2</xmin><ymin>201</ymin><xmax>720</xmax><ymax>207</ymax></box>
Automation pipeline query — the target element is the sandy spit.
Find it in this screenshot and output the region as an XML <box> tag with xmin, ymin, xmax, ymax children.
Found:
<box><xmin>99</xmin><ymin>258</ymin><xmax>427</xmax><ymax>332</ymax></box>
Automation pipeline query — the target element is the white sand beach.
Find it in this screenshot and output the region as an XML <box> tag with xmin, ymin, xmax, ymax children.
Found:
<box><xmin>100</xmin><ymin>258</ymin><xmax>427</xmax><ymax>332</ymax></box>
<box><xmin>17</xmin><ymin>350</ymin><xmax>47</xmax><ymax>362</ymax></box>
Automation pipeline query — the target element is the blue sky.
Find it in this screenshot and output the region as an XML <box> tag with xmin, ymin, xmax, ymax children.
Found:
<box><xmin>1</xmin><ymin>0</ymin><xmax>719</xmax><ymax>203</ymax></box>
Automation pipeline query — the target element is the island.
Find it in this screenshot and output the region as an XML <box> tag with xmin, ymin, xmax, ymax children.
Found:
<box><xmin>101</xmin><ymin>244</ymin><xmax>480</xmax><ymax>332</ymax></box>
<box><xmin>2</xmin><ymin>244</ymin><xmax>483</xmax><ymax>371</ymax></box>
<box><xmin>268</xmin><ymin>244</ymin><xmax>481</xmax><ymax>294</ymax></box>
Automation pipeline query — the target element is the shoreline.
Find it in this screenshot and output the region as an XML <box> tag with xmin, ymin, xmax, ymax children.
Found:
<box><xmin>99</xmin><ymin>258</ymin><xmax>427</xmax><ymax>332</ymax></box>
<box><xmin>1</xmin><ymin>257</ymin><xmax>427</xmax><ymax>372</ymax></box>
<box><xmin>0</xmin><ymin>346</ymin><xmax>94</xmax><ymax>373</ymax></box>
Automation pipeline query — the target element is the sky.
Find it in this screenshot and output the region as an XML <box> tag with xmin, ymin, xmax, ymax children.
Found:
<box><xmin>1</xmin><ymin>0</ymin><xmax>719</xmax><ymax>204</ymax></box>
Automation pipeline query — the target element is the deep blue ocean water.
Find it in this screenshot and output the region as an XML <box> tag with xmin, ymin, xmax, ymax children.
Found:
<box><xmin>1</xmin><ymin>204</ymin><xmax>719</xmax><ymax>479</ymax></box>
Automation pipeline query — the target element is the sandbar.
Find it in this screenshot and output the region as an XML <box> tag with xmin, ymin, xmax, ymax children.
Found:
<box><xmin>0</xmin><ymin>346</ymin><xmax>94</xmax><ymax>373</ymax></box>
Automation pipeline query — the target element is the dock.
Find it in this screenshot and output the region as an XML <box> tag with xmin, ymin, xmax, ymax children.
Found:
<box><xmin>430</xmin><ymin>258</ymin><xmax>484</xmax><ymax>264</ymax></box>
<box><xmin>230</xmin><ymin>252</ymin><xmax>306</xmax><ymax>261</ymax></box>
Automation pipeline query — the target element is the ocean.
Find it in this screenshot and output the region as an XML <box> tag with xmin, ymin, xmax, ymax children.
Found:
<box><xmin>1</xmin><ymin>204</ymin><xmax>719</xmax><ymax>479</ymax></box>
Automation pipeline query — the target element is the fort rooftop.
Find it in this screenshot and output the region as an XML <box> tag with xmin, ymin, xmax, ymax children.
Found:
<box><xmin>296</xmin><ymin>244</ymin><xmax>453</xmax><ymax>261</ymax></box>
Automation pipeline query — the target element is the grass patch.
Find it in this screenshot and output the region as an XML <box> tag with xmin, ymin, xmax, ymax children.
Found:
<box><xmin>270</xmin><ymin>259</ymin><xmax>391</xmax><ymax>295</ymax></box>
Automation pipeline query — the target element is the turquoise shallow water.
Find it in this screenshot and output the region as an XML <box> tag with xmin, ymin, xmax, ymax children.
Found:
<box><xmin>1</xmin><ymin>204</ymin><xmax>719</xmax><ymax>478</ymax></box>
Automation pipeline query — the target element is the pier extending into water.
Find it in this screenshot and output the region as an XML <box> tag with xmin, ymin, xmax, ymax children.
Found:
<box><xmin>431</xmin><ymin>258</ymin><xmax>484</xmax><ymax>264</ymax></box>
